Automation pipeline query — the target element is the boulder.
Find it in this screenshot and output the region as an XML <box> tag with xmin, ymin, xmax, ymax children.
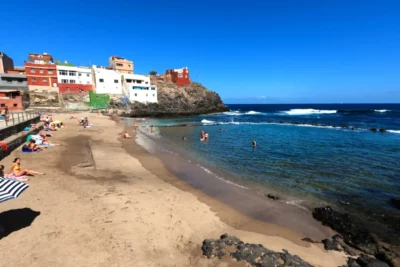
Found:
<box><xmin>379</xmin><ymin>129</ymin><xmax>386</xmax><ymax>133</ymax></box>
<box><xmin>391</xmin><ymin>198</ymin><xmax>400</xmax><ymax>210</ymax></box>
<box><xmin>370</xmin><ymin>128</ymin><xmax>378</xmax><ymax>132</ymax></box>
<box><xmin>266</xmin><ymin>194</ymin><xmax>280</xmax><ymax>200</ymax></box>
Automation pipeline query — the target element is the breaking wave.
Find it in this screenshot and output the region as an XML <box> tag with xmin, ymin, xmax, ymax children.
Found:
<box><xmin>282</xmin><ymin>109</ymin><xmax>337</xmax><ymax>115</ymax></box>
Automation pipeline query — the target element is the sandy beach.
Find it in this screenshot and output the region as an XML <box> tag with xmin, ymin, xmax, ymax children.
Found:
<box><xmin>0</xmin><ymin>113</ymin><xmax>348</xmax><ymax>267</ymax></box>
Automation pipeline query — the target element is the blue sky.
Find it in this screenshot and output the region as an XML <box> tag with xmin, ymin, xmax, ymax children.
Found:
<box><xmin>1</xmin><ymin>0</ymin><xmax>399</xmax><ymax>103</ymax></box>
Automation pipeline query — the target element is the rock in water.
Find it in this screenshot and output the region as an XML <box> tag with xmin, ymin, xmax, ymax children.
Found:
<box><xmin>312</xmin><ymin>206</ymin><xmax>378</xmax><ymax>255</ymax></box>
<box><xmin>202</xmin><ymin>234</ymin><xmax>314</xmax><ymax>266</ymax></box>
<box><xmin>391</xmin><ymin>198</ymin><xmax>400</xmax><ymax>210</ymax></box>
<box><xmin>267</xmin><ymin>194</ymin><xmax>280</xmax><ymax>200</ymax></box>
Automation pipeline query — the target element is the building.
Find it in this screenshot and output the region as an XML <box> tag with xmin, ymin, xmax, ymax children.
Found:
<box><xmin>109</xmin><ymin>56</ymin><xmax>134</xmax><ymax>74</ymax></box>
<box><xmin>56</xmin><ymin>63</ymin><xmax>93</xmax><ymax>94</ymax></box>
<box><xmin>0</xmin><ymin>73</ymin><xmax>28</xmax><ymax>110</ymax></box>
<box><xmin>123</xmin><ymin>74</ymin><xmax>157</xmax><ymax>103</ymax></box>
<box><xmin>24</xmin><ymin>53</ymin><xmax>58</xmax><ymax>92</ymax></box>
<box><xmin>0</xmin><ymin>52</ymin><xmax>14</xmax><ymax>74</ymax></box>
<box><xmin>165</xmin><ymin>67</ymin><xmax>190</xmax><ymax>86</ymax></box>
<box><xmin>6</xmin><ymin>67</ymin><xmax>26</xmax><ymax>75</ymax></box>
<box><xmin>92</xmin><ymin>66</ymin><xmax>123</xmax><ymax>95</ymax></box>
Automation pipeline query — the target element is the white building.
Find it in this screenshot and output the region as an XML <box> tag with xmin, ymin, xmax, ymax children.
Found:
<box><xmin>123</xmin><ymin>74</ymin><xmax>157</xmax><ymax>103</ymax></box>
<box><xmin>92</xmin><ymin>66</ymin><xmax>123</xmax><ymax>95</ymax></box>
<box><xmin>56</xmin><ymin>65</ymin><xmax>92</xmax><ymax>85</ymax></box>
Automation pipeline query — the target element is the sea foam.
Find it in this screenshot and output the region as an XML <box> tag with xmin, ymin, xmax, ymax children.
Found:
<box><xmin>283</xmin><ymin>109</ymin><xmax>337</xmax><ymax>115</ymax></box>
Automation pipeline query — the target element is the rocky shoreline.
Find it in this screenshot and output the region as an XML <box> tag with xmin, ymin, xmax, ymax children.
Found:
<box><xmin>202</xmin><ymin>206</ymin><xmax>400</xmax><ymax>267</ymax></box>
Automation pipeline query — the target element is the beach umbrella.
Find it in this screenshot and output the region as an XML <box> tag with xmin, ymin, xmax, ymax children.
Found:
<box><xmin>0</xmin><ymin>177</ymin><xmax>29</xmax><ymax>203</ymax></box>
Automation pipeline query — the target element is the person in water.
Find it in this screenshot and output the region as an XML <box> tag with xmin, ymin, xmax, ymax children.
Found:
<box><xmin>200</xmin><ymin>131</ymin><xmax>205</xmax><ymax>141</ymax></box>
<box><xmin>205</xmin><ymin>133</ymin><xmax>209</xmax><ymax>140</ymax></box>
<box><xmin>6</xmin><ymin>158</ymin><xmax>44</xmax><ymax>177</ymax></box>
<box><xmin>182</xmin><ymin>136</ymin><xmax>187</xmax><ymax>141</ymax></box>
<box><xmin>252</xmin><ymin>140</ymin><xmax>257</xmax><ymax>147</ymax></box>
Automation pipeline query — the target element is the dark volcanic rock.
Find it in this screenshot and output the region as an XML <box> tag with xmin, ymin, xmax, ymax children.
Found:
<box><xmin>391</xmin><ymin>198</ymin><xmax>400</xmax><ymax>210</ymax></box>
<box><xmin>202</xmin><ymin>234</ymin><xmax>314</xmax><ymax>266</ymax></box>
<box><xmin>322</xmin><ymin>235</ymin><xmax>357</xmax><ymax>256</ymax></box>
<box><xmin>267</xmin><ymin>194</ymin><xmax>280</xmax><ymax>200</ymax></box>
<box><xmin>370</xmin><ymin>128</ymin><xmax>378</xmax><ymax>132</ymax></box>
<box><xmin>341</xmin><ymin>255</ymin><xmax>391</xmax><ymax>267</ymax></box>
<box><xmin>109</xmin><ymin>81</ymin><xmax>229</xmax><ymax>117</ymax></box>
<box><xmin>379</xmin><ymin>129</ymin><xmax>387</xmax><ymax>133</ymax></box>
<box><xmin>313</xmin><ymin>206</ymin><xmax>378</xmax><ymax>255</ymax></box>
<box><xmin>301</xmin><ymin>237</ymin><xmax>320</xmax><ymax>244</ymax></box>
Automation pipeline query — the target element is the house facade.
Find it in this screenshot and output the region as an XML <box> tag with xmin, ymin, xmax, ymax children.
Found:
<box><xmin>165</xmin><ymin>67</ymin><xmax>190</xmax><ymax>86</ymax></box>
<box><xmin>123</xmin><ymin>74</ymin><xmax>157</xmax><ymax>103</ymax></box>
<box><xmin>0</xmin><ymin>52</ymin><xmax>14</xmax><ymax>74</ymax></box>
<box><xmin>0</xmin><ymin>73</ymin><xmax>28</xmax><ymax>110</ymax></box>
<box><xmin>92</xmin><ymin>66</ymin><xmax>122</xmax><ymax>95</ymax></box>
<box><xmin>24</xmin><ymin>53</ymin><xmax>58</xmax><ymax>92</ymax></box>
<box><xmin>109</xmin><ymin>56</ymin><xmax>134</xmax><ymax>74</ymax></box>
<box><xmin>56</xmin><ymin>64</ymin><xmax>93</xmax><ymax>94</ymax></box>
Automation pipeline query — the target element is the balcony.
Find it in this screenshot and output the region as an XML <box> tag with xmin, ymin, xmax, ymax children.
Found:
<box><xmin>0</xmin><ymin>74</ymin><xmax>28</xmax><ymax>90</ymax></box>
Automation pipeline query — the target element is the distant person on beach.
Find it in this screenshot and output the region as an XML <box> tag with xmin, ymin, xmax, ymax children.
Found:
<box><xmin>6</xmin><ymin>158</ymin><xmax>44</xmax><ymax>177</ymax></box>
<box><xmin>122</xmin><ymin>131</ymin><xmax>133</xmax><ymax>139</ymax></box>
<box><xmin>23</xmin><ymin>139</ymin><xmax>45</xmax><ymax>152</ymax></box>
<box><xmin>150</xmin><ymin>125</ymin><xmax>154</xmax><ymax>133</ymax></box>
<box><xmin>252</xmin><ymin>140</ymin><xmax>257</xmax><ymax>147</ymax></box>
<box><xmin>134</xmin><ymin>121</ymin><xmax>138</xmax><ymax>131</ymax></box>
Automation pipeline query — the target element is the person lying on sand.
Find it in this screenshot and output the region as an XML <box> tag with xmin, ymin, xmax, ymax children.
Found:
<box><xmin>39</xmin><ymin>131</ymin><xmax>61</xmax><ymax>146</ymax></box>
<box><xmin>0</xmin><ymin>165</ymin><xmax>4</xmax><ymax>177</ymax></box>
<box><xmin>6</xmin><ymin>158</ymin><xmax>44</xmax><ymax>177</ymax></box>
<box><xmin>23</xmin><ymin>140</ymin><xmax>45</xmax><ymax>152</ymax></box>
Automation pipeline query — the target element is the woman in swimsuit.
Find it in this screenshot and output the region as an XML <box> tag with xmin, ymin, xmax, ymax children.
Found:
<box><xmin>6</xmin><ymin>158</ymin><xmax>44</xmax><ymax>177</ymax></box>
<box><xmin>23</xmin><ymin>140</ymin><xmax>45</xmax><ymax>152</ymax></box>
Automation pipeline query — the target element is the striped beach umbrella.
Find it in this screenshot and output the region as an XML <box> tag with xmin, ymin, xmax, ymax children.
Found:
<box><xmin>0</xmin><ymin>177</ymin><xmax>29</xmax><ymax>203</ymax></box>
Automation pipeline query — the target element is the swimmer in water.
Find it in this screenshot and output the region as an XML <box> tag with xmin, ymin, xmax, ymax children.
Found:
<box><xmin>252</xmin><ymin>140</ymin><xmax>257</xmax><ymax>147</ymax></box>
<box><xmin>182</xmin><ymin>136</ymin><xmax>187</xmax><ymax>141</ymax></box>
<box><xmin>205</xmin><ymin>133</ymin><xmax>209</xmax><ymax>140</ymax></box>
<box><xmin>218</xmin><ymin>129</ymin><xmax>221</xmax><ymax>132</ymax></box>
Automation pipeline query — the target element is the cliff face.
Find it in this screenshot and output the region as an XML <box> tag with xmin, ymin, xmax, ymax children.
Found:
<box><xmin>110</xmin><ymin>79</ymin><xmax>229</xmax><ymax>117</ymax></box>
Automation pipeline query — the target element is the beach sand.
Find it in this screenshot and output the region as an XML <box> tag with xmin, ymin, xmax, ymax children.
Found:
<box><xmin>0</xmin><ymin>113</ymin><xmax>348</xmax><ymax>267</ymax></box>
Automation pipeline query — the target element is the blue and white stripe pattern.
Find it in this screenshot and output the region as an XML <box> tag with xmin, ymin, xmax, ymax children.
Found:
<box><xmin>0</xmin><ymin>177</ymin><xmax>29</xmax><ymax>203</ymax></box>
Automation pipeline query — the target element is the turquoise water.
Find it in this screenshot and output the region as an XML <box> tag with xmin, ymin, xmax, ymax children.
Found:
<box><xmin>126</xmin><ymin>104</ymin><xmax>400</xmax><ymax>241</ymax></box>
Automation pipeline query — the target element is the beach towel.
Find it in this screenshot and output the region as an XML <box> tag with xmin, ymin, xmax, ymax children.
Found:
<box><xmin>0</xmin><ymin>142</ymin><xmax>8</xmax><ymax>151</ymax></box>
<box><xmin>24</xmin><ymin>126</ymin><xmax>30</xmax><ymax>131</ymax></box>
<box><xmin>22</xmin><ymin>148</ymin><xmax>39</xmax><ymax>153</ymax></box>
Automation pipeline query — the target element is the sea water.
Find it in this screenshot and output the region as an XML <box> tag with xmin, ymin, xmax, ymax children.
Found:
<box><xmin>124</xmin><ymin>104</ymin><xmax>400</xmax><ymax>242</ymax></box>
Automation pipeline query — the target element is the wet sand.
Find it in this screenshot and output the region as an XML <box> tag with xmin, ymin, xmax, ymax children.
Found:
<box><xmin>0</xmin><ymin>113</ymin><xmax>347</xmax><ymax>267</ymax></box>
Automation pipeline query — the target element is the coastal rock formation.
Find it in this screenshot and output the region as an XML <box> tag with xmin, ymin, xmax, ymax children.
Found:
<box><xmin>202</xmin><ymin>234</ymin><xmax>313</xmax><ymax>266</ymax></box>
<box><xmin>313</xmin><ymin>206</ymin><xmax>400</xmax><ymax>267</ymax></box>
<box><xmin>109</xmin><ymin>80</ymin><xmax>229</xmax><ymax>117</ymax></box>
<box><xmin>266</xmin><ymin>193</ymin><xmax>280</xmax><ymax>200</ymax></box>
<box><xmin>392</xmin><ymin>198</ymin><xmax>400</xmax><ymax>210</ymax></box>
<box><xmin>341</xmin><ymin>255</ymin><xmax>390</xmax><ymax>267</ymax></box>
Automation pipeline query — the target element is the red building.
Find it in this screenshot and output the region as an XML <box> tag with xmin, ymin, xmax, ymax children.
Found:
<box><xmin>24</xmin><ymin>53</ymin><xmax>58</xmax><ymax>90</ymax></box>
<box><xmin>165</xmin><ymin>67</ymin><xmax>190</xmax><ymax>86</ymax></box>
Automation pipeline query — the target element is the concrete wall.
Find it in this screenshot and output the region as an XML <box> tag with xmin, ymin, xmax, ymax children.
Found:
<box><xmin>0</xmin><ymin>116</ymin><xmax>41</xmax><ymax>161</ymax></box>
<box><xmin>0</xmin><ymin>73</ymin><xmax>28</xmax><ymax>90</ymax></box>
<box><xmin>0</xmin><ymin>52</ymin><xmax>14</xmax><ymax>74</ymax></box>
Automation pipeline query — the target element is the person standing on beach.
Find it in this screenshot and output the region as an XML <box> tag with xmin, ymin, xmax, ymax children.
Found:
<box><xmin>134</xmin><ymin>121</ymin><xmax>138</xmax><ymax>131</ymax></box>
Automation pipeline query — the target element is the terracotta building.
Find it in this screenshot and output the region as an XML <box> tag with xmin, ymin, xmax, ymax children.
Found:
<box><xmin>24</xmin><ymin>53</ymin><xmax>58</xmax><ymax>92</ymax></box>
<box><xmin>165</xmin><ymin>67</ymin><xmax>190</xmax><ymax>86</ymax></box>
<box><xmin>0</xmin><ymin>52</ymin><xmax>14</xmax><ymax>74</ymax></box>
<box><xmin>109</xmin><ymin>56</ymin><xmax>134</xmax><ymax>74</ymax></box>
<box><xmin>0</xmin><ymin>73</ymin><xmax>28</xmax><ymax>111</ymax></box>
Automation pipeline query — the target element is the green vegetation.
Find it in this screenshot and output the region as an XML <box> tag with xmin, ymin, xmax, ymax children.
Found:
<box><xmin>55</xmin><ymin>59</ymin><xmax>75</xmax><ymax>66</ymax></box>
<box><xmin>149</xmin><ymin>70</ymin><xmax>157</xmax><ymax>76</ymax></box>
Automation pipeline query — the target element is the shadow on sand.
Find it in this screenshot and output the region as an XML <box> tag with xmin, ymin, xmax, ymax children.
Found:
<box><xmin>0</xmin><ymin>208</ymin><xmax>40</xmax><ymax>240</ymax></box>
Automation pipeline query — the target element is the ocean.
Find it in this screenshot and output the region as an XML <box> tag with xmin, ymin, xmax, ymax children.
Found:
<box><xmin>124</xmin><ymin>103</ymin><xmax>400</xmax><ymax>242</ymax></box>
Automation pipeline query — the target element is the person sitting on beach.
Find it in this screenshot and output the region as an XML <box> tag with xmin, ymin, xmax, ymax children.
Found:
<box><xmin>122</xmin><ymin>131</ymin><xmax>133</xmax><ymax>139</ymax></box>
<box><xmin>6</xmin><ymin>158</ymin><xmax>44</xmax><ymax>177</ymax></box>
<box><xmin>252</xmin><ymin>139</ymin><xmax>257</xmax><ymax>147</ymax></box>
<box><xmin>23</xmin><ymin>139</ymin><xmax>45</xmax><ymax>152</ymax></box>
<box><xmin>0</xmin><ymin>165</ymin><xmax>4</xmax><ymax>177</ymax></box>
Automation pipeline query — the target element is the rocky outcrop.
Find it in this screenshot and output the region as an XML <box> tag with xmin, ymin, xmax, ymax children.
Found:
<box><xmin>391</xmin><ymin>198</ymin><xmax>400</xmax><ymax>210</ymax></box>
<box><xmin>202</xmin><ymin>234</ymin><xmax>314</xmax><ymax>266</ymax></box>
<box><xmin>108</xmin><ymin>80</ymin><xmax>229</xmax><ymax>117</ymax></box>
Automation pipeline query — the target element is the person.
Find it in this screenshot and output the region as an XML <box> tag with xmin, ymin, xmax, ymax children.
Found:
<box><xmin>0</xmin><ymin>165</ymin><xmax>4</xmax><ymax>177</ymax></box>
<box><xmin>205</xmin><ymin>132</ymin><xmax>209</xmax><ymax>140</ymax></box>
<box><xmin>182</xmin><ymin>136</ymin><xmax>187</xmax><ymax>141</ymax></box>
<box><xmin>223</xmin><ymin>129</ymin><xmax>226</xmax><ymax>132</ymax></box>
<box><xmin>200</xmin><ymin>130</ymin><xmax>205</xmax><ymax>141</ymax></box>
<box><xmin>134</xmin><ymin>121</ymin><xmax>138</xmax><ymax>131</ymax></box>
<box><xmin>122</xmin><ymin>131</ymin><xmax>132</xmax><ymax>139</ymax></box>
<box><xmin>218</xmin><ymin>129</ymin><xmax>221</xmax><ymax>132</ymax></box>
<box><xmin>0</xmin><ymin>108</ymin><xmax>5</xmax><ymax>119</ymax></box>
<box><xmin>6</xmin><ymin>158</ymin><xmax>44</xmax><ymax>177</ymax></box>
<box><xmin>252</xmin><ymin>139</ymin><xmax>257</xmax><ymax>147</ymax></box>
<box><xmin>150</xmin><ymin>125</ymin><xmax>154</xmax><ymax>133</ymax></box>
<box><xmin>23</xmin><ymin>139</ymin><xmax>45</xmax><ymax>151</ymax></box>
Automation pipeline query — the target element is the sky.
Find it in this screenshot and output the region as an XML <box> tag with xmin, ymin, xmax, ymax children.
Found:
<box><xmin>1</xmin><ymin>0</ymin><xmax>400</xmax><ymax>103</ymax></box>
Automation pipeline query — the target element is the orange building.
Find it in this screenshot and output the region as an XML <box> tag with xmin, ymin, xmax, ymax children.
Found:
<box><xmin>109</xmin><ymin>56</ymin><xmax>134</xmax><ymax>74</ymax></box>
<box><xmin>24</xmin><ymin>53</ymin><xmax>58</xmax><ymax>91</ymax></box>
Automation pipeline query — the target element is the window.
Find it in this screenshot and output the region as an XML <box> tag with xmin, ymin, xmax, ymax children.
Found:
<box><xmin>59</xmin><ymin>70</ymin><xmax>67</xmax><ymax>75</ymax></box>
<box><xmin>87</xmin><ymin>81</ymin><xmax>90</xmax><ymax>84</ymax></box>
<box><xmin>178</xmin><ymin>73</ymin><xmax>183</xmax><ymax>78</ymax></box>
<box><xmin>151</xmin><ymin>87</ymin><xmax>156</xmax><ymax>90</ymax></box>
<box><xmin>61</xmin><ymin>79</ymin><xmax>68</xmax><ymax>83</ymax></box>
<box><xmin>134</xmin><ymin>93</ymin><xmax>137</xmax><ymax>97</ymax></box>
<box><xmin>146</xmin><ymin>94</ymin><xmax>148</xmax><ymax>97</ymax></box>
<box><xmin>87</xmin><ymin>74</ymin><xmax>90</xmax><ymax>77</ymax></box>
<box><xmin>114</xmin><ymin>80</ymin><xmax>118</xmax><ymax>83</ymax></box>
<box><xmin>69</xmin><ymin>71</ymin><xmax>76</xmax><ymax>76</ymax></box>
<box><xmin>39</xmin><ymin>69</ymin><xmax>44</xmax><ymax>73</ymax></box>
<box><xmin>42</xmin><ymin>78</ymin><xmax>47</xmax><ymax>82</ymax></box>
<box><xmin>6</xmin><ymin>79</ymin><xmax>12</xmax><ymax>83</ymax></box>
<box><xmin>48</xmin><ymin>70</ymin><xmax>53</xmax><ymax>74</ymax></box>
<box><xmin>13</xmin><ymin>104</ymin><xmax>17</xmax><ymax>107</ymax></box>
<box><xmin>31</xmin><ymin>68</ymin><xmax>35</xmax><ymax>73</ymax></box>
<box><xmin>99</xmin><ymin>79</ymin><xmax>104</xmax><ymax>82</ymax></box>
<box><xmin>135</xmin><ymin>80</ymin><xmax>142</xmax><ymax>84</ymax></box>
<box><xmin>0</xmin><ymin>104</ymin><xmax>5</xmax><ymax>107</ymax></box>
<box><xmin>70</xmin><ymin>80</ymin><xmax>76</xmax><ymax>84</ymax></box>
<box><xmin>78</xmin><ymin>73</ymin><xmax>82</xmax><ymax>76</ymax></box>
<box><xmin>153</xmin><ymin>94</ymin><xmax>155</xmax><ymax>97</ymax></box>
<box><xmin>116</xmin><ymin>63</ymin><xmax>123</xmax><ymax>67</ymax></box>
<box><xmin>32</xmin><ymin>78</ymin><xmax>36</xmax><ymax>82</ymax></box>
<box><xmin>126</xmin><ymin>79</ymin><xmax>132</xmax><ymax>83</ymax></box>
<box><xmin>18</xmin><ymin>79</ymin><xmax>24</xmax><ymax>83</ymax></box>
<box><xmin>145</xmin><ymin>81</ymin><xmax>149</xmax><ymax>84</ymax></box>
